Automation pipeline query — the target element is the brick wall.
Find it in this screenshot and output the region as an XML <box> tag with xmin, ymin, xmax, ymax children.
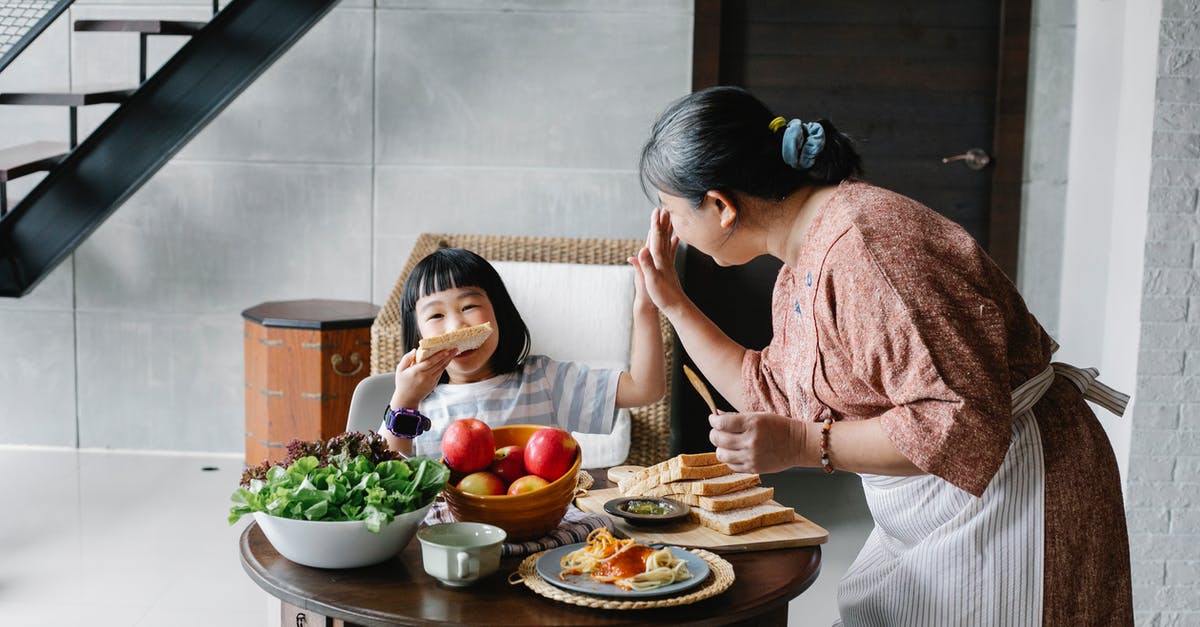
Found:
<box><xmin>1131</xmin><ymin>0</ymin><xmax>1200</xmax><ymax>622</ymax></box>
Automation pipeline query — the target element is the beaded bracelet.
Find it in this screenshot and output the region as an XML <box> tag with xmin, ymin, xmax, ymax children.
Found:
<box><xmin>819</xmin><ymin>415</ymin><xmax>834</xmax><ymax>474</ymax></box>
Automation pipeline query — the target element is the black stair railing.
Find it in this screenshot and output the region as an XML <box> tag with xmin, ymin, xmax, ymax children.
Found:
<box><xmin>0</xmin><ymin>0</ymin><xmax>341</xmax><ymax>297</ymax></box>
<box><xmin>0</xmin><ymin>0</ymin><xmax>74</xmax><ymax>75</ymax></box>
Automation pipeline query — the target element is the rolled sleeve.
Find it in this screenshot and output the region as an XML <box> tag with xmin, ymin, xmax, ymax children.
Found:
<box><xmin>830</xmin><ymin>232</ymin><xmax>1012</xmax><ymax>497</ymax></box>
<box><xmin>741</xmin><ymin>346</ymin><xmax>793</xmax><ymax>415</ymax></box>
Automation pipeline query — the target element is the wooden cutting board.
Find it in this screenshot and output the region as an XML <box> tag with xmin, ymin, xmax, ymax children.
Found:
<box><xmin>575</xmin><ymin>487</ymin><xmax>828</xmax><ymax>553</ymax></box>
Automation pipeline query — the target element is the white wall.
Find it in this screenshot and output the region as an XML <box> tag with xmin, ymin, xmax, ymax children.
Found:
<box><xmin>0</xmin><ymin>0</ymin><xmax>693</xmax><ymax>452</ymax></box>
<box><xmin>1055</xmin><ymin>0</ymin><xmax>1160</xmax><ymax>486</ymax></box>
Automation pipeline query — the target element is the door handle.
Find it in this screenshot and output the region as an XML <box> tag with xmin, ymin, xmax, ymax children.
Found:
<box><xmin>941</xmin><ymin>148</ymin><xmax>991</xmax><ymax>170</ymax></box>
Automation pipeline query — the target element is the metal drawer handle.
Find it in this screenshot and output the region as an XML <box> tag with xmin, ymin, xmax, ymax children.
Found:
<box><xmin>301</xmin><ymin>392</ymin><xmax>336</xmax><ymax>400</ymax></box>
<box><xmin>331</xmin><ymin>352</ymin><xmax>364</xmax><ymax>377</ymax></box>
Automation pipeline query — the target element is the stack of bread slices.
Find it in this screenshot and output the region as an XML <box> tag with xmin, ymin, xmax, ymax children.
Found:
<box><xmin>616</xmin><ymin>452</ymin><xmax>795</xmax><ymax>535</ymax></box>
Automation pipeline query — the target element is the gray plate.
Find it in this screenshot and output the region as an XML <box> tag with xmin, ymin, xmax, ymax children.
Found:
<box><xmin>534</xmin><ymin>542</ymin><xmax>710</xmax><ymax>598</ymax></box>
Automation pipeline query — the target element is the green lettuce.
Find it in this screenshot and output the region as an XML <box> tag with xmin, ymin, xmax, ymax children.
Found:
<box><xmin>228</xmin><ymin>454</ymin><xmax>448</xmax><ymax>533</ymax></box>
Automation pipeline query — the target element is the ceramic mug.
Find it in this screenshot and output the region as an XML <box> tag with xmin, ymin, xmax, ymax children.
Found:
<box><xmin>416</xmin><ymin>522</ymin><xmax>506</xmax><ymax>586</ymax></box>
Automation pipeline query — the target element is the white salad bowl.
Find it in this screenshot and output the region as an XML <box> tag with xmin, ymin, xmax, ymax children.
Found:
<box><xmin>253</xmin><ymin>502</ymin><xmax>433</xmax><ymax>569</ymax></box>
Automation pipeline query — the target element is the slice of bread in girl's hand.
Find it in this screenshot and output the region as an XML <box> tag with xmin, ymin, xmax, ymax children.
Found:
<box><xmin>415</xmin><ymin>322</ymin><xmax>493</xmax><ymax>362</ymax></box>
<box><xmin>689</xmin><ymin>501</ymin><xmax>795</xmax><ymax>535</ymax></box>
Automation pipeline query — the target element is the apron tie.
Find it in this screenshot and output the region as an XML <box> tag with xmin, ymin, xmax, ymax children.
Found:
<box><xmin>1011</xmin><ymin>363</ymin><xmax>1129</xmax><ymax>418</ymax></box>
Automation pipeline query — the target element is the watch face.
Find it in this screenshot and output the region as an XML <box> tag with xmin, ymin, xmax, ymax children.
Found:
<box><xmin>389</xmin><ymin>412</ymin><xmax>422</xmax><ymax>437</ymax></box>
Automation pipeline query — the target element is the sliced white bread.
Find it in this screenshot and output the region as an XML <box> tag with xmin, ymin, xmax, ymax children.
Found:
<box><xmin>622</xmin><ymin>472</ymin><xmax>760</xmax><ymax>498</ymax></box>
<box><xmin>617</xmin><ymin>462</ymin><xmax>732</xmax><ymax>495</ymax></box>
<box><xmin>690</xmin><ymin>501</ymin><xmax>795</xmax><ymax>535</ymax></box>
<box><xmin>674</xmin><ymin>486</ymin><xmax>774</xmax><ymax>512</ymax></box>
<box><xmin>415</xmin><ymin>322</ymin><xmax>493</xmax><ymax>362</ymax></box>
<box><xmin>677</xmin><ymin>451</ymin><xmax>719</xmax><ymax>466</ymax></box>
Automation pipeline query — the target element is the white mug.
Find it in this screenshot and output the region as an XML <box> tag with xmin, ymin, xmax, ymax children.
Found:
<box><xmin>416</xmin><ymin>522</ymin><xmax>506</xmax><ymax>586</ymax></box>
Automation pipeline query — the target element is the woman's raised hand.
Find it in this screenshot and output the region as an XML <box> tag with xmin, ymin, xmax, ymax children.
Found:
<box><xmin>631</xmin><ymin>207</ymin><xmax>685</xmax><ymax>317</ymax></box>
<box><xmin>389</xmin><ymin>348</ymin><xmax>455</xmax><ymax>410</ymax></box>
<box><xmin>708</xmin><ymin>411</ymin><xmax>809</xmax><ymax>474</ymax></box>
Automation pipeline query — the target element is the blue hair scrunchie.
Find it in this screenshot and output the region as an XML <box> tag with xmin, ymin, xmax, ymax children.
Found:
<box><xmin>781</xmin><ymin>119</ymin><xmax>826</xmax><ymax>170</ymax></box>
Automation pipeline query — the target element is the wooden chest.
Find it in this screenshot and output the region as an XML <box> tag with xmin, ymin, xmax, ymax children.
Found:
<box><xmin>242</xmin><ymin>299</ymin><xmax>379</xmax><ymax>466</ymax></box>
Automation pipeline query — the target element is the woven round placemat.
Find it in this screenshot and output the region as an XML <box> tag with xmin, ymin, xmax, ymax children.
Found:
<box><xmin>508</xmin><ymin>547</ymin><xmax>735</xmax><ymax>610</ymax></box>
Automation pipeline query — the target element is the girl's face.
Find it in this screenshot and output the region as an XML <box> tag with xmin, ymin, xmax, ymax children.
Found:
<box><xmin>657</xmin><ymin>190</ymin><xmax>759</xmax><ymax>267</ymax></box>
<box><xmin>414</xmin><ymin>285</ymin><xmax>501</xmax><ymax>384</ymax></box>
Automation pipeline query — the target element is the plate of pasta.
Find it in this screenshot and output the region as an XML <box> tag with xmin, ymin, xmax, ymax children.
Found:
<box><xmin>534</xmin><ymin>528</ymin><xmax>709</xmax><ymax>598</ymax></box>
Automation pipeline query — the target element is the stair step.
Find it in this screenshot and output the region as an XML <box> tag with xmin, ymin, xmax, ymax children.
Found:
<box><xmin>0</xmin><ymin>141</ymin><xmax>69</xmax><ymax>181</ymax></box>
<box><xmin>73</xmin><ymin>19</ymin><xmax>206</xmax><ymax>35</ymax></box>
<box><xmin>0</xmin><ymin>85</ymin><xmax>137</xmax><ymax>107</ymax></box>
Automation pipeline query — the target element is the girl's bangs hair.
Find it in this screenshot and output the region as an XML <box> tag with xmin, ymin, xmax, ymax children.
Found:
<box><xmin>404</xmin><ymin>250</ymin><xmax>481</xmax><ymax>303</ymax></box>
<box><xmin>399</xmin><ymin>247</ymin><xmax>530</xmax><ymax>376</ymax></box>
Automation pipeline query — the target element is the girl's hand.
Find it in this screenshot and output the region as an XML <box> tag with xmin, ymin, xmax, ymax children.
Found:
<box><xmin>632</xmin><ymin>207</ymin><xmax>686</xmax><ymax>316</ymax></box>
<box><xmin>389</xmin><ymin>348</ymin><xmax>455</xmax><ymax>410</ymax></box>
<box><xmin>708</xmin><ymin>411</ymin><xmax>808</xmax><ymax>474</ymax></box>
<box><xmin>628</xmin><ymin>251</ymin><xmax>658</xmax><ymax>317</ymax></box>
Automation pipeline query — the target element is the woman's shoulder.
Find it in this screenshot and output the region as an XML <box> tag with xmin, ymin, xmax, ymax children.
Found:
<box><xmin>824</xmin><ymin>180</ymin><xmax>978</xmax><ymax>257</ymax></box>
<box><xmin>831</xmin><ymin>180</ymin><xmax>936</xmax><ymax>223</ymax></box>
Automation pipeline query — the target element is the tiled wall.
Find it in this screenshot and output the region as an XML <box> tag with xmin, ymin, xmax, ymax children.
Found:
<box><xmin>1130</xmin><ymin>0</ymin><xmax>1200</xmax><ymax>622</ymax></box>
<box><xmin>0</xmin><ymin>0</ymin><xmax>691</xmax><ymax>451</ymax></box>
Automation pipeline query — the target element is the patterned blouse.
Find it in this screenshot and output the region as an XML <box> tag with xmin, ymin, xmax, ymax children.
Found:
<box><xmin>740</xmin><ymin>180</ymin><xmax>1132</xmax><ymax>625</ymax></box>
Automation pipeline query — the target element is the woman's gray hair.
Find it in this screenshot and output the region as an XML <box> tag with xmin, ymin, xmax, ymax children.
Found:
<box><xmin>639</xmin><ymin>86</ymin><xmax>862</xmax><ymax>208</ymax></box>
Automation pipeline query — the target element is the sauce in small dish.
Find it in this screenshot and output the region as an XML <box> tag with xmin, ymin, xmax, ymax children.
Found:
<box><xmin>603</xmin><ymin>496</ymin><xmax>691</xmax><ymax>527</ymax></box>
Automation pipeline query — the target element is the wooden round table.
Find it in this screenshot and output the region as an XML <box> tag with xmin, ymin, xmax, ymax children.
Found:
<box><xmin>240</xmin><ymin>523</ymin><xmax>821</xmax><ymax>627</ymax></box>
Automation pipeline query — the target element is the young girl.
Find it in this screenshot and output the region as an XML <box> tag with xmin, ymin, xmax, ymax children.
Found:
<box><xmin>379</xmin><ymin>247</ymin><xmax>665</xmax><ymax>466</ymax></box>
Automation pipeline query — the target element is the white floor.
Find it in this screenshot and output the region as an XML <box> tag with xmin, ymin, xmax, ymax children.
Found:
<box><xmin>0</xmin><ymin>446</ymin><xmax>872</xmax><ymax>627</ymax></box>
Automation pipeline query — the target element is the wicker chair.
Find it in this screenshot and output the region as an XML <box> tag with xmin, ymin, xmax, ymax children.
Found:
<box><xmin>370</xmin><ymin>233</ymin><xmax>675</xmax><ymax>467</ymax></box>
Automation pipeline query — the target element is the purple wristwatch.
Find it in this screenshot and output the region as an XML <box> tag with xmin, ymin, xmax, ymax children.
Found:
<box><xmin>384</xmin><ymin>406</ymin><xmax>431</xmax><ymax>439</ymax></box>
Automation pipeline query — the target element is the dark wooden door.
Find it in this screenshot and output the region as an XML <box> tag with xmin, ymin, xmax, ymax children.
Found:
<box><xmin>675</xmin><ymin>0</ymin><xmax>1030</xmax><ymax>453</ymax></box>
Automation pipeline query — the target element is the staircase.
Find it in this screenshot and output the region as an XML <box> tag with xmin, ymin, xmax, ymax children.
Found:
<box><xmin>0</xmin><ymin>0</ymin><xmax>342</xmax><ymax>297</ymax></box>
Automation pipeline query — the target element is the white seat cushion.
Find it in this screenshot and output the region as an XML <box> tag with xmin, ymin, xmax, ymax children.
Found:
<box><xmin>492</xmin><ymin>261</ymin><xmax>635</xmax><ymax>467</ymax></box>
<box><xmin>491</xmin><ymin>261</ymin><xmax>634</xmax><ymax>371</ymax></box>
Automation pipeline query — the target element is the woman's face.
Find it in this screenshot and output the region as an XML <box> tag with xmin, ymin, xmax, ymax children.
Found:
<box><xmin>657</xmin><ymin>190</ymin><xmax>759</xmax><ymax>267</ymax></box>
<box><xmin>414</xmin><ymin>285</ymin><xmax>500</xmax><ymax>383</ymax></box>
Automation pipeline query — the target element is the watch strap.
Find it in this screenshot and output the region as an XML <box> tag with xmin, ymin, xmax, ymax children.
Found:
<box><xmin>384</xmin><ymin>405</ymin><xmax>431</xmax><ymax>439</ymax></box>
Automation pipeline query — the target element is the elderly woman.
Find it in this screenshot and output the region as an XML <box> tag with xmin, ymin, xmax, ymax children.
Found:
<box><xmin>628</xmin><ymin>86</ymin><xmax>1132</xmax><ymax>626</ymax></box>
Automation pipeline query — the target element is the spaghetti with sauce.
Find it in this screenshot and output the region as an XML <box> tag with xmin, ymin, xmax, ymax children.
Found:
<box><xmin>559</xmin><ymin>528</ymin><xmax>692</xmax><ymax>591</ymax></box>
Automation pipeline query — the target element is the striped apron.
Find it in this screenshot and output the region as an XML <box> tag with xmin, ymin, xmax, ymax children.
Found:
<box><xmin>835</xmin><ymin>362</ymin><xmax>1128</xmax><ymax>627</ymax></box>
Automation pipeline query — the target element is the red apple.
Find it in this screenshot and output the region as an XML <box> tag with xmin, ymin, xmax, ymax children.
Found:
<box><xmin>507</xmin><ymin>474</ymin><xmax>550</xmax><ymax>495</ymax></box>
<box><xmin>524</xmin><ymin>428</ymin><xmax>578</xmax><ymax>482</ymax></box>
<box><xmin>441</xmin><ymin>419</ymin><xmax>495</xmax><ymax>473</ymax></box>
<box><xmin>490</xmin><ymin>445</ymin><xmax>526</xmax><ymax>486</ymax></box>
<box><xmin>456</xmin><ymin>471</ymin><xmax>506</xmax><ymax>496</ymax></box>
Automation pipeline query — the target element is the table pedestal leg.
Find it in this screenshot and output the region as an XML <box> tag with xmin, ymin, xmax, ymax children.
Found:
<box><xmin>282</xmin><ymin>601</ymin><xmax>333</xmax><ymax>627</ymax></box>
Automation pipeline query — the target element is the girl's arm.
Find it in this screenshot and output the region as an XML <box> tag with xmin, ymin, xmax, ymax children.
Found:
<box><xmin>381</xmin><ymin>347</ymin><xmax>455</xmax><ymax>455</ymax></box>
<box><xmin>633</xmin><ymin>208</ymin><xmax>751</xmax><ymax>410</ymax></box>
<box><xmin>381</xmin><ymin>430</ymin><xmax>415</xmax><ymax>456</ymax></box>
<box><xmin>615</xmin><ymin>271</ymin><xmax>666</xmax><ymax>408</ymax></box>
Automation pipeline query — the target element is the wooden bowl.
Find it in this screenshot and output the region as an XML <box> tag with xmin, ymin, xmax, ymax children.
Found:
<box><xmin>441</xmin><ymin>424</ymin><xmax>581</xmax><ymax>541</ymax></box>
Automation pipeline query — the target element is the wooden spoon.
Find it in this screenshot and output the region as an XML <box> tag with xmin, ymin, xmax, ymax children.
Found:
<box><xmin>682</xmin><ymin>364</ymin><xmax>719</xmax><ymax>415</ymax></box>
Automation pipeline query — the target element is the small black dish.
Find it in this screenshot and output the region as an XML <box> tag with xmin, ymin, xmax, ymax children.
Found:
<box><xmin>602</xmin><ymin>496</ymin><xmax>691</xmax><ymax>527</ymax></box>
